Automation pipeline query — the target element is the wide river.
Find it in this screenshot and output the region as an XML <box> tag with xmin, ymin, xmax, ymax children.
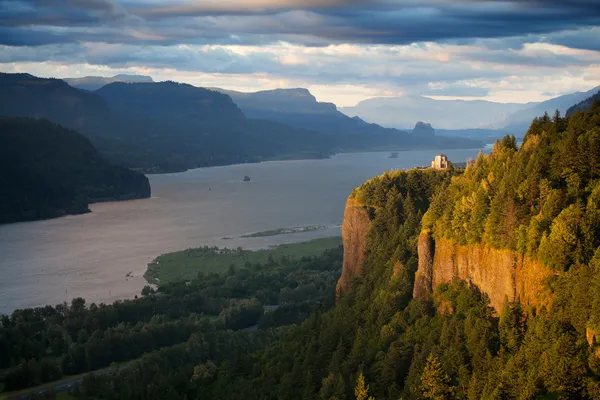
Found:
<box><xmin>0</xmin><ymin>149</ymin><xmax>485</xmax><ymax>314</ymax></box>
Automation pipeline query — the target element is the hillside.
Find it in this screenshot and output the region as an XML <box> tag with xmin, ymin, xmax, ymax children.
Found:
<box><xmin>96</xmin><ymin>81</ymin><xmax>246</xmax><ymax>123</ymax></box>
<box><xmin>0</xmin><ymin>118</ymin><xmax>150</xmax><ymax>224</ymax></box>
<box><xmin>0</xmin><ymin>73</ymin><xmax>333</xmax><ymax>173</ymax></box>
<box><xmin>500</xmin><ymin>85</ymin><xmax>600</xmax><ymax>134</ymax></box>
<box><xmin>93</xmin><ymin>81</ymin><xmax>333</xmax><ymax>171</ymax></box>
<box><xmin>0</xmin><ymin>73</ymin><xmax>111</xmax><ymax>134</ymax></box>
<box><xmin>568</xmin><ymin>90</ymin><xmax>600</xmax><ymax>116</ymax></box>
<box><xmin>2</xmin><ymin>106</ymin><xmax>600</xmax><ymax>399</ymax></box>
<box><xmin>213</xmin><ymin>87</ymin><xmax>483</xmax><ymax>150</ymax></box>
<box><xmin>180</xmin><ymin>103</ymin><xmax>600</xmax><ymax>398</ymax></box>
<box><xmin>64</xmin><ymin>74</ymin><xmax>154</xmax><ymax>91</ymax></box>
<box><xmin>329</xmin><ymin>103</ymin><xmax>600</xmax><ymax>398</ymax></box>
<box><xmin>0</xmin><ymin>73</ymin><xmax>483</xmax><ymax>173</ymax></box>
<box><xmin>215</xmin><ymin>87</ymin><xmax>404</xmax><ymax>135</ymax></box>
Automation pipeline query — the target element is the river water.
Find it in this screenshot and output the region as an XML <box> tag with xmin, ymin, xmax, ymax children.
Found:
<box><xmin>0</xmin><ymin>149</ymin><xmax>484</xmax><ymax>314</ymax></box>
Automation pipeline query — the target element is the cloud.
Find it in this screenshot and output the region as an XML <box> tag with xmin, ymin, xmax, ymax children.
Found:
<box><xmin>424</xmin><ymin>82</ymin><xmax>491</xmax><ymax>98</ymax></box>
<box><xmin>0</xmin><ymin>0</ymin><xmax>599</xmax><ymax>106</ymax></box>
<box><xmin>1</xmin><ymin>1</ymin><xmax>599</xmax><ymax>47</ymax></box>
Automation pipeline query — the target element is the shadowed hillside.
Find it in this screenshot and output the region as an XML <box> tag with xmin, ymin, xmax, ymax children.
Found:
<box><xmin>0</xmin><ymin>118</ymin><xmax>150</xmax><ymax>224</ymax></box>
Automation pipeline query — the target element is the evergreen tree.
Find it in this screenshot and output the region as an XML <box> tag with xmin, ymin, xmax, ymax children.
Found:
<box><xmin>420</xmin><ymin>355</ymin><xmax>454</xmax><ymax>400</ymax></box>
<box><xmin>354</xmin><ymin>372</ymin><xmax>375</xmax><ymax>400</ymax></box>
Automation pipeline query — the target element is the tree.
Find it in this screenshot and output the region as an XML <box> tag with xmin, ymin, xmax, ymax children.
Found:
<box><xmin>420</xmin><ymin>354</ymin><xmax>455</xmax><ymax>400</ymax></box>
<box><xmin>354</xmin><ymin>372</ymin><xmax>375</xmax><ymax>400</ymax></box>
<box><xmin>538</xmin><ymin>204</ymin><xmax>583</xmax><ymax>270</ymax></box>
<box><xmin>319</xmin><ymin>372</ymin><xmax>346</xmax><ymax>400</ymax></box>
<box><xmin>141</xmin><ymin>285</ymin><xmax>154</xmax><ymax>296</ymax></box>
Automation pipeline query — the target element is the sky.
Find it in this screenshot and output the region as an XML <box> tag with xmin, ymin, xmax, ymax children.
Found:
<box><xmin>1</xmin><ymin>0</ymin><xmax>600</xmax><ymax>107</ymax></box>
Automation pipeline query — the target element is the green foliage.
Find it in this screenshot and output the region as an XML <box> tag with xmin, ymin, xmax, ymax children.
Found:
<box><xmin>5</xmin><ymin>106</ymin><xmax>600</xmax><ymax>400</ymax></box>
<box><xmin>0</xmin><ymin>244</ymin><xmax>343</xmax><ymax>394</ymax></box>
<box><xmin>145</xmin><ymin>237</ymin><xmax>342</xmax><ymax>283</ymax></box>
<box><xmin>427</xmin><ymin>101</ymin><xmax>600</xmax><ymax>271</ymax></box>
<box><xmin>420</xmin><ymin>354</ymin><xmax>454</xmax><ymax>400</ymax></box>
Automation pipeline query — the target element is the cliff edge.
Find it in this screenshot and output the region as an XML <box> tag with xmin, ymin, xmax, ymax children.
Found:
<box><xmin>414</xmin><ymin>231</ymin><xmax>555</xmax><ymax>312</ymax></box>
<box><xmin>336</xmin><ymin>197</ymin><xmax>373</xmax><ymax>295</ymax></box>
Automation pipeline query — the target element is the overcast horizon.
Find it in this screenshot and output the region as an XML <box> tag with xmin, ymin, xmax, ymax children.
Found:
<box><xmin>1</xmin><ymin>0</ymin><xmax>599</xmax><ymax>107</ymax></box>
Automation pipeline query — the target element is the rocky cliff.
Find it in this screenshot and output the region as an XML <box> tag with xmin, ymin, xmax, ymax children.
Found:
<box><xmin>337</xmin><ymin>194</ymin><xmax>555</xmax><ymax>313</ymax></box>
<box><xmin>413</xmin><ymin>231</ymin><xmax>555</xmax><ymax>312</ymax></box>
<box><xmin>336</xmin><ymin>197</ymin><xmax>373</xmax><ymax>295</ymax></box>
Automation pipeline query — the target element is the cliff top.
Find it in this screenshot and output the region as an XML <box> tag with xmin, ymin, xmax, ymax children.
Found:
<box><xmin>422</xmin><ymin>102</ymin><xmax>600</xmax><ymax>272</ymax></box>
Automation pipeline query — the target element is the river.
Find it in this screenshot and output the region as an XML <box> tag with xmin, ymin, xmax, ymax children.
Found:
<box><xmin>0</xmin><ymin>149</ymin><xmax>485</xmax><ymax>314</ymax></box>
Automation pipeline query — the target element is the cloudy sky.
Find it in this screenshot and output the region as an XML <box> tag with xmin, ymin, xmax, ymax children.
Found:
<box><xmin>1</xmin><ymin>0</ymin><xmax>599</xmax><ymax>106</ymax></box>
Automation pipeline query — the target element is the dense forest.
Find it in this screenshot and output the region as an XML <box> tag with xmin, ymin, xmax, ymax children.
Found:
<box><xmin>0</xmin><ymin>246</ymin><xmax>342</xmax><ymax>395</ymax></box>
<box><xmin>568</xmin><ymin>90</ymin><xmax>600</xmax><ymax>116</ymax></box>
<box><xmin>0</xmin><ymin>118</ymin><xmax>150</xmax><ymax>224</ymax></box>
<box><xmin>180</xmin><ymin>102</ymin><xmax>599</xmax><ymax>400</ymax></box>
<box><xmin>0</xmin><ymin>73</ymin><xmax>482</xmax><ymax>173</ymax></box>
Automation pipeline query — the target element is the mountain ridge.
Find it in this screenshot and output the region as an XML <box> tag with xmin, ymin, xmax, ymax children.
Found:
<box><xmin>64</xmin><ymin>74</ymin><xmax>154</xmax><ymax>91</ymax></box>
<box><xmin>341</xmin><ymin>95</ymin><xmax>532</xmax><ymax>130</ymax></box>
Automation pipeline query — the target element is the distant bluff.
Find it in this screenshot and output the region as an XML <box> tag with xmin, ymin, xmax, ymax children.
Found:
<box><xmin>412</xmin><ymin>121</ymin><xmax>435</xmax><ymax>137</ymax></box>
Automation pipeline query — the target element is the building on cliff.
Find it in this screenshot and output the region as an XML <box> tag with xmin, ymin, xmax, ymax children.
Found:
<box><xmin>431</xmin><ymin>154</ymin><xmax>449</xmax><ymax>170</ymax></box>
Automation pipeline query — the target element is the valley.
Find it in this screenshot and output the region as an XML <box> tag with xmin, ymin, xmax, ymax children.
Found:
<box><xmin>1</xmin><ymin>2</ymin><xmax>600</xmax><ymax>397</ymax></box>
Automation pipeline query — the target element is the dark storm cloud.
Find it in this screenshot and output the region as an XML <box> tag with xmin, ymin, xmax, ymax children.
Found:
<box><xmin>1</xmin><ymin>0</ymin><xmax>599</xmax><ymax>47</ymax></box>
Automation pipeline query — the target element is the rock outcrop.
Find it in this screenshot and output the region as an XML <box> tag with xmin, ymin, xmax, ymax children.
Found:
<box><xmin>414</xmin><ymin>231</ymin><xmax>555</xmax><ymax>312</ymax></box>
<box><xmin>412</xmin><ymin>121</ymin><xmax>435</xmax><ymax>137</ymax></box>
<box><xmin>336</xmin><ymin>197</ymin><xmax>373</xmax><ymax>295</ymax></box>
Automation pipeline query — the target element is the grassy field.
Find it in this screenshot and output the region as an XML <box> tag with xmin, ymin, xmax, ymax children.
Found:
<box><xmin>241</xmin><ymin>225</ymin><xmax>326</xmax><ymax>238</ymax></box>
<box><xmin>145</xmin><ymin>237</ymin><xmax>342</xmax><ymax>284</ymax></box>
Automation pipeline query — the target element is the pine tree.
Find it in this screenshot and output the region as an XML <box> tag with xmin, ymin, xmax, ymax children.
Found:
<box><xmin>420</xmin><ymin>354</ymin><xmax>455</xmax><ymax>400</ymax></box>
<box><xmin>354</xmin><ymin>372</ymin><xmax>375</xmax><ymax>400</ymax></box>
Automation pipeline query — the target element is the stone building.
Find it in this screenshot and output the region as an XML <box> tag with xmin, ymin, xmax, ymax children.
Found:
<box><xmin>431</xmin><ymin>154</ymin><xmax>449</xmax><ymax>170</ymax></box>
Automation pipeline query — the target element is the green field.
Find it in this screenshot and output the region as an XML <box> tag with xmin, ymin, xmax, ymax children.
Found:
<box><xmin>145</xmin><ymin>237</ymin><xmax>342</xmax><ymax>284</ymax></box>
<box><xmin>241</xmin><ymin>225</ymin><xmax>326</xmax><ymax>238</ymax></box>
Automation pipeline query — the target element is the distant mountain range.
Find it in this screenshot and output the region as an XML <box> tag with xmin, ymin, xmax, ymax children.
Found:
<box><xmin>500</xmin><ymin>86</ymin><xmax>600</xmax><ymax>134</ymax></box>
<box><xmin>67</xmin><ymin>76</ymin><xmax>484</xmax><ymax>144</ymax></box>
<box><xmin>64</xmin><ymin>74</ymin><xmax>600</xmax><ymax>140</ymax></box>
<box><xmin>342</xmin><ymin>86</ymin><xmax>600</xmax><ymax>138</ymax></box>
<box><xmin>211</xmin><ymin>87</ymin><xmax>402</xmax><ymax>136</ymax></box>
<box><xmin>64</xmin><ymin>74</ymin><xmax>154</xmax><ymax>91</ymax></box>
<box><xmin>207</xmin><ymin>87</ymin><xmax>484</xmax><ymax>151</ymax></box>
<box><xmin>342</xmin><ymin>96</ymin><xmax>529</xmax><ymax>131</ymax></box>
<box><xmin>1</xmin><ymin>73</ymin><xmax>482</xmax><ymax>174</ymax></box>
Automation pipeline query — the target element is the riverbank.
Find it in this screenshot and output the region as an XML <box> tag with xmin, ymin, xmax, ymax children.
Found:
<box><xmin>145</xmin><ymin>237</ymin><xmax>342</xmax><ymax>284</ymax></box>
<box><xmin>0</xmin><ymin>148</ymin><xmax>483</xmax><ymax>314</ymax></box>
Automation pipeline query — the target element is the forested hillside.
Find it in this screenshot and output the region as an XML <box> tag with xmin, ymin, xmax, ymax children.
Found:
<box><xmin>189</xmin><ymin>103</ymin><xmax>600</xmax><ymax>399</ymax></box>
<box><xmin>0</xmin><ymin>73</ymin><xmax>333</xmax><ymax>173</ymax></box>
<box><xmin>93</xmin><ymin>82</ymin><xmax>333</xmax><ymax>172</ymax></box>
<box><xmin>3</xmin><ymin>97</ymin><xmax>600</xmax><ymax>400</ymax></box>
<box><xmin>0</xmin><ymin>244</ymin><xmax>343</xmax><ymax>395</ymax></box>
<box><xmin>0</xmin><ymin>118</ymin><xmax>150</xmax><ymax>224</ymax></box>
<box><xmin>0</xmin><ymin>73</ymin><xmax>483</xmax><ymax>173</ymax></box>
<box><xmin>568</xmin><ymin>91</ymin><xmax>600</xmax><ymax>116</ymax></box>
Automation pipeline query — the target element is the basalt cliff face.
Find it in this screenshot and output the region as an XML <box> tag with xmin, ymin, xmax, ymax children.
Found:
<box><xmin>337</xmin><ymin>196</ymin><xmax>555</xmax><ymax>312</ymax></box>
<box><xmin>413</xmin><ymin>231</ymin><xmax>555</xmax><ymax>312</ymax></box>
<box><xmin>335</xmin><ymin>197</ymin><xmax>373</xmax><ymax>295</ymax></box>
